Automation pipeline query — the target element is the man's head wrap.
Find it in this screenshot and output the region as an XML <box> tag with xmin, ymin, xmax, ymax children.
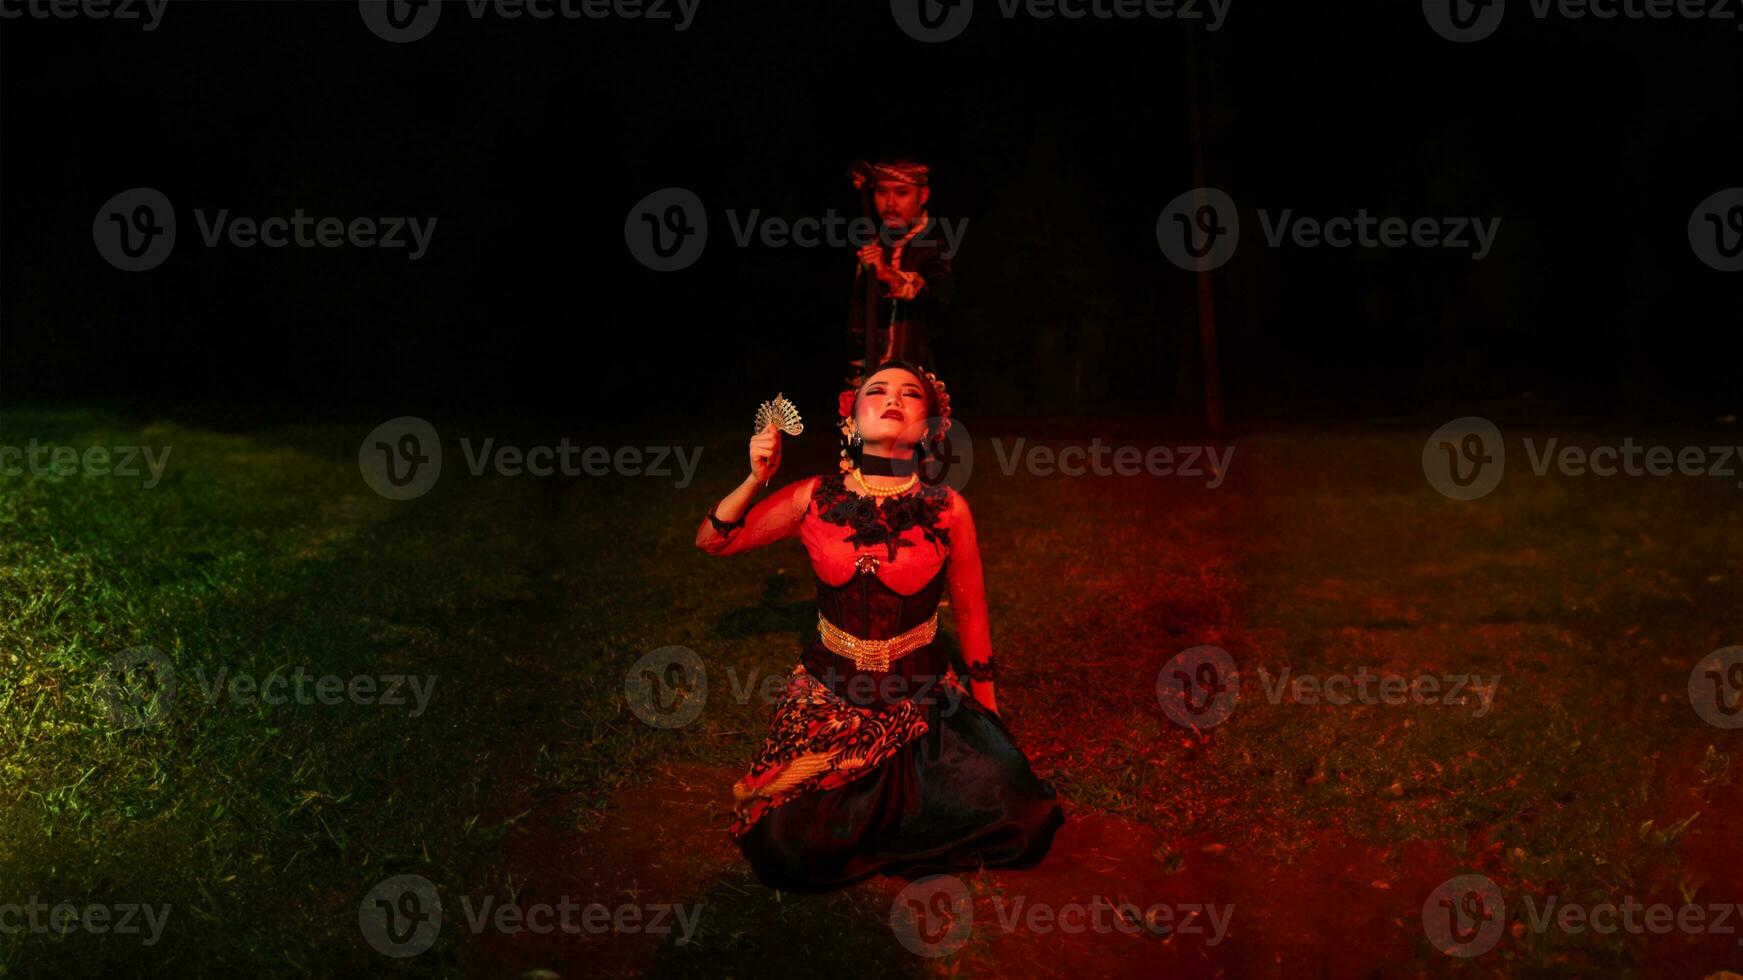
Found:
<box><xmin>850</xmin><ymin>158</ymin><xmax>931</xmax><ymax>189</ymax></box>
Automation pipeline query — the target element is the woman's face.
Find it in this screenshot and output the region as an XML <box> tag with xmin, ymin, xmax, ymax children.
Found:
<box><xmin>854</xmin><ymin>368</ymin><xmax>929</xmax><ymax>448</ymax></box>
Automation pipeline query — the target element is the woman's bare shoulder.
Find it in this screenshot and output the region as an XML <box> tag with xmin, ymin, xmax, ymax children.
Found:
<box><xmin>791</xmin><ymin>473</ymin><xmax>827</xmax><ymax>510</ymax></box>
<box><xmin>942</xmin><ymin>485</ymin><xmax>973</xmax><ymax>521</ymax></box>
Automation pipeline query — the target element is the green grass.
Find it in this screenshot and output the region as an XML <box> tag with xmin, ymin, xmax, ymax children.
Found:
<box><xmin>0</xmin><ymin>408</ymin><xmax>706</xmax><ymax>974</ymax></box>
<box><xmin>1</xmin><ymin>408</ymin><xmax>1738</xmax><ymax>976</ymax></box>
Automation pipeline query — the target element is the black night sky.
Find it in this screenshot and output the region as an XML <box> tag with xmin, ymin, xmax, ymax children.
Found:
<box><xmin>3</xmin><ymin>1</ymin><xmax>1739</xmax><ymax>425</ymax></box>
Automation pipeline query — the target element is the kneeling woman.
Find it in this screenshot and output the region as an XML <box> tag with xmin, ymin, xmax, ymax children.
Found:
<box><xmin>695</xmin><ymin>360</ymin><xmax>1063</xmax><ymax>891</ymax></box>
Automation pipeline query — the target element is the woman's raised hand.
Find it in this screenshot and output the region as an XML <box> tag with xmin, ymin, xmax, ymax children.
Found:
<box><xmin>749</xmin><ymin>422</ymin><xmax>782</xmax><ymax>485</ymax></box>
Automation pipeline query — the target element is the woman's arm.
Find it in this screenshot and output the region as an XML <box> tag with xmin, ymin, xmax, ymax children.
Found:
<box><xmin>695</xmin><ymin>422</ymin><xmax>814</xmax><ymax>556</ymax></box>
<box><xmin>695</xmin><ymin>475</ymin><xmax>814</xmax><ymax>557</ymax></box>
<box><xmin>945</xmin><ymin>492</ymin><xmax>998</xmax><ymax>715</ymax></box>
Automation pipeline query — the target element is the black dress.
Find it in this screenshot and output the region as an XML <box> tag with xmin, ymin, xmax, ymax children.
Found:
<box><xmin>715</xmin><ymin>472</ymin><xmax>1062</xmax><ymax>892</ymax></box>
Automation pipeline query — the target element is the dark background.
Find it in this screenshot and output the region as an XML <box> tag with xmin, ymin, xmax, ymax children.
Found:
<box><xmin>3</xmin><ymin>1</ymin><xmax>1739</xmax><ymax>427</ymax></box>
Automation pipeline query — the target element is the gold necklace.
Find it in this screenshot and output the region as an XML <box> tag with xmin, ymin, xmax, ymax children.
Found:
<box><xmin>850</xmin><ymin>467</ymin><xmax>918</xmax><ymax>498</ymax></box>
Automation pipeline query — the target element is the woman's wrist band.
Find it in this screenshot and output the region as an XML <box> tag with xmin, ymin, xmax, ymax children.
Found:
<box><xmin>708</xmin><ymin>507</ymin><xmax>745</xmax><ymax>536</ymax></box>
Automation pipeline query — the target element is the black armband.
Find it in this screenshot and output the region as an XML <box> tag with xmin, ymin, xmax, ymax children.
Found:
<box><xmin>708</xmin><ymin>507</ymin><xmax>745</xmax><ymax>537</ymax></box>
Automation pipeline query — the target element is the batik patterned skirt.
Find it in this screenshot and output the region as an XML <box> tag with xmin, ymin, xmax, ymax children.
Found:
<box><xmin>730</xmin><ymin>644</ymin><xmax>1063</xmax><ymax>892</ymax></box>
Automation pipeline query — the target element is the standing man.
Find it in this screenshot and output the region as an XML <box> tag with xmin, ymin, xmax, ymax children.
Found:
<box><xmin>848</xmin><ymin>156</ymin><xmax>956</xmax><ymax>372</ymax></box>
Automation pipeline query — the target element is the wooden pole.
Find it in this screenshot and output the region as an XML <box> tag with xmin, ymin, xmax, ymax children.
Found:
<box><xmin>1184</xmin><ymin>20</ymin><xmax>1223</xmax><ymax>435</ymax></box>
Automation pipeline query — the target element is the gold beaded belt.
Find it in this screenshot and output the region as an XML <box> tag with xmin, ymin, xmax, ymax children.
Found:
<box><xmin>817</xmin><ymin>612</ymin><xmax>939</xmax><ymax>672</ymax></box>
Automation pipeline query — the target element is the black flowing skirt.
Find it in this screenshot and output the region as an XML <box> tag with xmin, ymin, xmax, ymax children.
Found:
<box><xmin>736</xmin><ymin>665</ymin><xmax>1064</xmax><ymax>893</ymax></box>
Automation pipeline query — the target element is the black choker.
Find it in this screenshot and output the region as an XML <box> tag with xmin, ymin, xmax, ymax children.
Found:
<box><xmin>859</xmin><ymin>452</ymin><xmax>917</xmax><ymax>477</ymax></box>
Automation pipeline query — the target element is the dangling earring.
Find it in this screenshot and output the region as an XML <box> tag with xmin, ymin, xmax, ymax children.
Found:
<box><xmin>849</xmin><ymin>426</ymin><xmax>863</xmax><ymax>447</ymax></box>
<box><xmin>838</xmin><ymin>417</ymin><xmax>856</xmax><ymax>473</ymax></box>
